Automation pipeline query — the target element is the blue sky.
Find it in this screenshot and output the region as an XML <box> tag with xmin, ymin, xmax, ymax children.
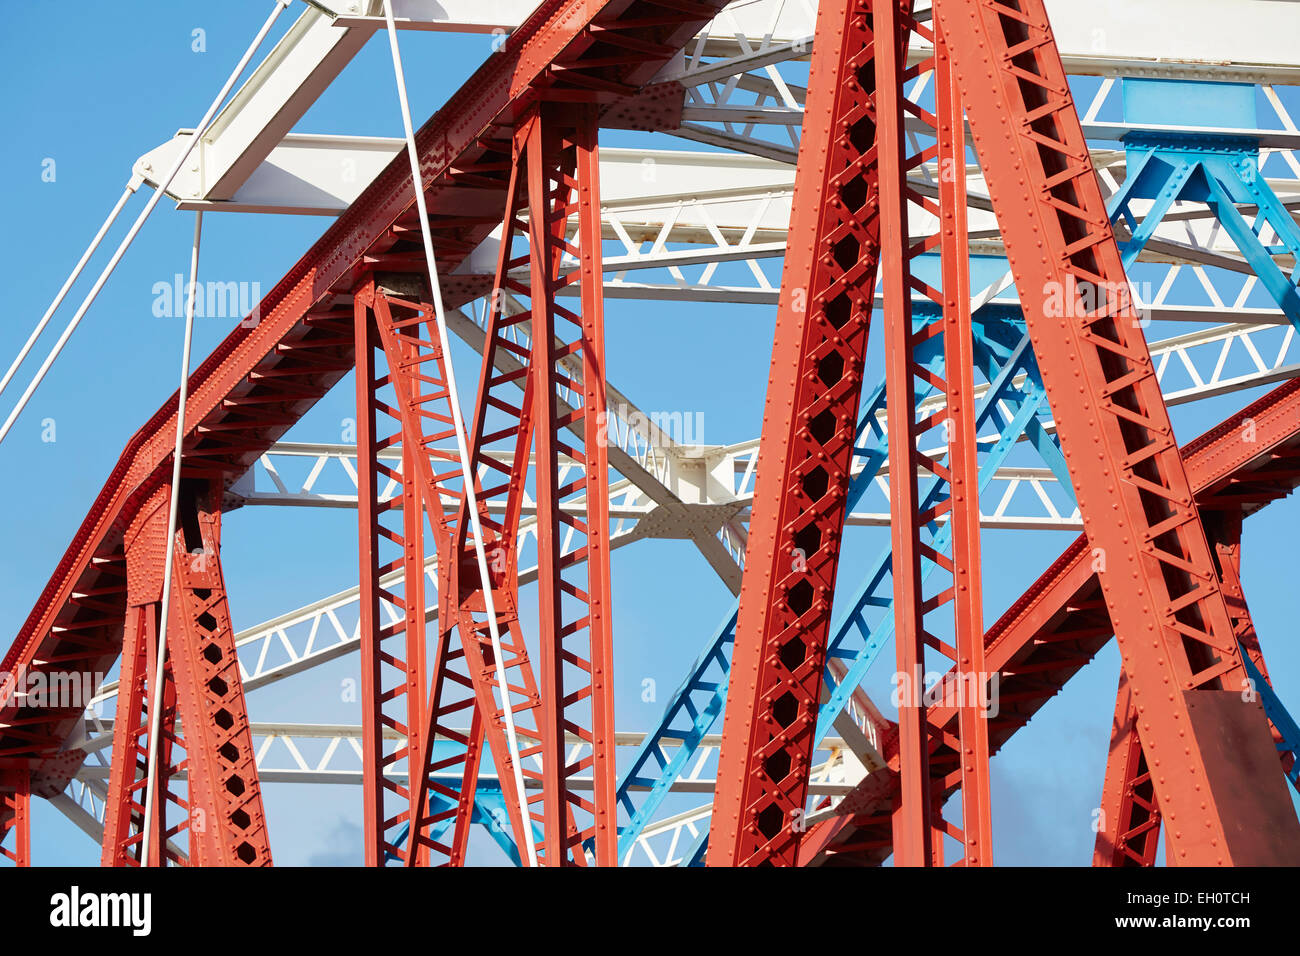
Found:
<box><xmin>3</xmin><ymin>1</ymin><xmax>1299</xmax><ymax>866</ymax></box>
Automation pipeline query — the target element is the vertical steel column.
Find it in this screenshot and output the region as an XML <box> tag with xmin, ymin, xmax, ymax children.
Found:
<box><xmin>102</xmin><ymin>489</ymin><xmax>186</xmax><ymax>867</ymax></box>
<box><xmin>1209</xmin><ymin>510</ymin><xmax>1293</xmax><ymax>779</ymax></box>
<box><xmin>873</xmin><ymin>0</ymin><xmax>930</xmax><ymax>867</ymax></box>
<box><xmin>354</xmin><ymin>283</ymin><xmax>388</xmax><ymax>864</ymax></box>
<box><xmin>1212</xmin><ymin>513</ymin><xmax>1272</xmax><ymax>682</ymax></box>
<box><xmin>361</xmin><ymin>263</ymin><xmax>550</xmax><ymax>864</ymax></box>
<box><xmin>936</xmin><ymin>0</ymin><xmax>1296</xmax><ymax>864</ymax></box>
<box><xmin>523</xmin><ymin>102</ymin><xmax>616</xmax><ymax>865</ymax></box>
<box><xmin>936</xmin><ymin>21</ymin><xmax>993</xmax><ymax>866</ymax></box>
<box><xmin>0</xmin><ymin>770</ymin><xmax>30</xmax><ymax>866</ymax></box>
<box><xmin>527</xmin><ymin>114</ymin><xmax>571</xmax><ymax>866</ymax></box>
<box><xmin>709</xmin><ymin>0</ymin><xmax>899</xmax><ymax>866</ymax></box>
<box><xmin>354</xmin><ymin>281</ymin><xmax>451</xmax><ymax>865</ymax></box>
<box><xmin>1093</xmin><ymin>672</ymin><xmax>1161</xmax><ymax>866</ymax></box>
<box><xmin>439</xmin><ymin>126</ymin><xmax>553</xmax><ymax>865</ymax></box>
<box><xmin>573</xmin><ymin>106</ymin><xmax>616</xmax><ymax>867</ymax></box>
<box><xmin>876</xmin><ymin>3</ymin><xmax>991</xmax><ymax>866</ymax></box>
<box><xmin>101</xmin><ymin>604</ymin><xmax>180</xmax><ymax>866</ymax></box>
<box><xmin>165</xmin><ymin>483</ymin><xmax>272</xmax><ymax>866</ymax></box>
<box><xmin>401</xmin><ymin>433</ymin><xmax>429</xmax><ymax>864</ymax></box>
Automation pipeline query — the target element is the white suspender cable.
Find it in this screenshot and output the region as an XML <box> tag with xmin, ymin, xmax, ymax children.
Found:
<box><xmin>137</xmin><ymin>0</ymin><xmax>293</xmax><ymax>868</ymax></box>
<box><xmin>139</xmin><ymin>212</ymin><xmax>202</xmax><ymax>867</ymax></box>
<box><xmin>381</xmin><ymin>0</ymin><xmax>539</xmax><ymax>867</ymax></box>
<box><xmin>0</xmin><ymin>176</ymin><xmax>142</xmax><ymax>401</ymax></box>
<box><xmin>0</xmin><ymin>0</ymin><xmax>293</xmax><ymax>450</ymax></box>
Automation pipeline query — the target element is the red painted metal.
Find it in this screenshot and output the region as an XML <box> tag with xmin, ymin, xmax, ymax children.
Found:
<box><xmin>935</xmin><ymin>23</ymin><xmax>993</xmax><ymax>868</ymax></box>
<box><xmin>353</xmin><ymin>280</ymin><xmax>444</xmax><ymax>864</ymax></box>
<box><xmin>10</xmin><ymin>0</ymin><xmax>1300</xmax><ymax>868</ymax></box>
<box><xmin>873</xmin><ymin>0</ymin><xmax>932</xmax><ymax>868</ymax></box>
<box><xmin>411</xmin><ymin>103</ymin><xmax>618</xmax><ymax>866</ymax></box>
<box><xmin>935</xmin><ymin>0</ymin><xmax>1285</xmax><ymax>865</ymax></box>
<box><xmin>805</xmin><ymin>377</ymin><xmax>1300</xmax><ymax>865</ymax></box>
<box><xmin>99</xmin><ymin>481</ymin><xmax>270</xmax><ymax>867</ymax></box>
<box><xmin>869</xmin><ymin>6</ymin><xmax>992</xmax><ymax>866</ymax></box>
<box><xmin>102</xmin><ymin>489</ymin><xmax>187</xmax><ymax>867</ymax></box>
<box><xmin>100</xmin><ymin>608</ymin><xmax>186</xmax><ymax>867</ymax></box>
<box><xmin>423</xmin><ymin>146</ymin><xmax>546</xmax><ymax>864</ymax></box>
<box><xmin>1094</xmin><ymin>506</ymin><xmax>1299</xmax><ymax>867</ymax></box>
<box><xmin>708</xmin><ymin>0</ymin><xmax>898</xmax><ymax>868</ymax></box>
<box><xmin>1093</xmin><ymin>672</ymin><xmax>1161</xmax><ymax>867</ymax></box>
<box><xmin>164</xmin><ymin>484</ymin><xmax>272</xmax><ymax>866</ymax></box>
<box><xmin>0</xmin><ymin>770</ymin><xmax>31</xmax><ymax>866</ymax></box>
<box><xmin>522</xmin><ymin>103</ymin><xmax>617</xmax><ymax>865</ymax></box>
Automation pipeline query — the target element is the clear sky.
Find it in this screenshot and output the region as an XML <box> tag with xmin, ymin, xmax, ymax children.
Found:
<box><xmin>2</xmin><ymin>1</ymin><xmax>1299</xmax><ymax>867</ymax></box>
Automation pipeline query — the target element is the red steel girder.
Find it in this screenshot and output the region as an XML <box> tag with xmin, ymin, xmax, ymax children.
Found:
<box><xmin>360</xmin><ymin>275</ymin><xmax>557</xmax><ymax>866</ymax></box>
<box><xmin>102</xmin><ymin>481</ymin><xmax>271</xmax><ymax>867</ymax></box>
<box><xmin>164</xmin><ymin>482</ymin><xmax>272</xmax><ymax>866</ymax></box>
<box><xmin>1205</xmin><ymin>513</ymin><xmax>1300</xmax><ymax>787</ymax></box>
<box><xmin>874</xmin><ymin>0</ymin><xmax>933</xmax><ymax>867</ymax></box>
<box><xmin>100</xmin><ymin>602</ymin><xmax>188</xmax><ymax>866</ymax></box>
<box><xmin>935</xmin><ymin>0</ymin><xmax>1290</xmax><ymax>864</ymax></box>
<box><xmin>357</xmin><ymin>281</ymin><xmax>511</xmax><ymax>866</ymax></box>
<box><xmin>0</xmin><ymin>770</ymin><xmax>31</xmax><ymax>867</ymax></box>
<box><xmin>1093</xmin><ymin>672</ymin><xmax>1161</xmax><ymax>867</ymax></box>
<box><xmin>874</xmin><ymin>4</ymin><xmax>993</xmax><ymax>866</ymax></box>
<box><xmin>102</xmin><ymin>489</ymin><xmax>188</xmax><ymax>867</ymax></box>
<box><xmin>521</xmin><ymin>103</ymin><xmax>617</xmax><ymax>865</ymax></box>
<box><xmin>934</xmin><ymin>21</ymin><xmax>993</xmax><ymax>867</ymax></box>
<box><xmin>805</xmin><ymin>376</ymin><xmax>1300</xmax><ymax>865</ymax></box>
<box><xmin>353</xmin><ymin>281</ymin><xmax>447</xmax><ymax>865</ymax></box>
<box><xmin>707</xmin><ymin>0</ymin><xmax>901</xmax><ymax>867</ymax></box>
<box><xmin>428</xmin><ymin>141</ymin><xmax>543</xmax><ymax>867</ymax></box>
<box><xmin>1210</xmin><ymin>512</ymin><xmax>1297</xmax><ymax>783</ymax></box>
<box><xmin>416</xmin><ymin>103</ymin><xmax>617</xmax><ymax>866</ymax></box>
<box><xmin>1095</xmin><ymin>508</ymin><xmax>1299</xmax><ymax>867</ymax></box>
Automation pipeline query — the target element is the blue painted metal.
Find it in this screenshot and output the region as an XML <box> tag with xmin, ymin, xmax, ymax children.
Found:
<box><xmin>676</xmin><ymin>317</ymin><xmax>1068</xmax><ymax>862</ymax></box>
<box><xmin>1121</xmin><ymin>78</ymin><xmax>1257</xmax><ymax>131</ymax></box>
<box><xmin>614</xmin><ymin>606</ymin><xmax>736</xmax><ymax>862</ymax></box>
<box><xmin>813</xmin><ymin>320</ymin><xmax>1071</xmax><ymax>743</ymax></box>
<box><xmin>384</xmin><ymin>761</ymin><xmax>527</xmax><ymax>864</ymax></box>
<box><xmin>1240</xmin><ymin>651</ymin><xmax>1300</xmax><ymax>789</ymax></box>
<box><xmin>682</xmin><ymin>828</ymin><xmax>707</xmax><ymax>867</ymax></box>
<box><xmin>480</xmin><ymin>81</ymin><xmax>1300</xmax><ymax>859</ymax></box>
<box><xmin>1110</xmin><ymin>79</ymin><xmax>1300</xmax><ymax>331</ymax></box>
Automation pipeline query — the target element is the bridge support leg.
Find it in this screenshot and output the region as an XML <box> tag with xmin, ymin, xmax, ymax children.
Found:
<box><xmin>0</xmin><ymin>769</ymin><xmax>31</xmax><ymax>866</ymax></box>
<box><xmin>102</xmin><ymin>488</ymin><xmax>184</xmax><ymax>866</ymax></box>
<box><xmin>936</xmin><ymin>0</ymin><xmax>1300</xmax><ymax>865</ymax></box>
<box><xmin>1093</xmin><ymin>672</ymin><xmax>1162</xmax><ymax>866</ymax></box>
<box><xmin>708</xmin><ymin>0</ymin><xmax>902</xmax><ymax>868</ymax></box>
<box><xmin>165</xmin><ymin>481</ymin><xmax>272</xmax><ymax>866</ymax></box>
<box><xmin>522</xmin><ymin>103</ymin><xmax>616</xmax><ymax>866</ymax></box>
<box><xmin>353</xmin><ymin>285</ymin><xmax>434</xmax><ymax>864</ymax></box>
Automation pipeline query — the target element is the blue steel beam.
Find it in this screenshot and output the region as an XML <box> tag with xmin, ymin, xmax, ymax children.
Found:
<box><xmin>1241</xmin><ymin>651</ymin><xmax>1300</xmax><ymax>789</ymax></box>
<box><xmin>1109</xmin><ymin>79</ymin><xmax>1300</xmax><ymax>329</ymax></box>
<box><xmin>387</xmin><ymin>781</ymin><xmax>527</xmax><ymax>865</ymax></box>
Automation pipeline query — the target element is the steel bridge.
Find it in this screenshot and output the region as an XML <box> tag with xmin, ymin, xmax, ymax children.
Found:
<box><xmin>4</xmin><ymin>0</ymin><xmax>1300</xmax><ymax>866</ymax></box>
